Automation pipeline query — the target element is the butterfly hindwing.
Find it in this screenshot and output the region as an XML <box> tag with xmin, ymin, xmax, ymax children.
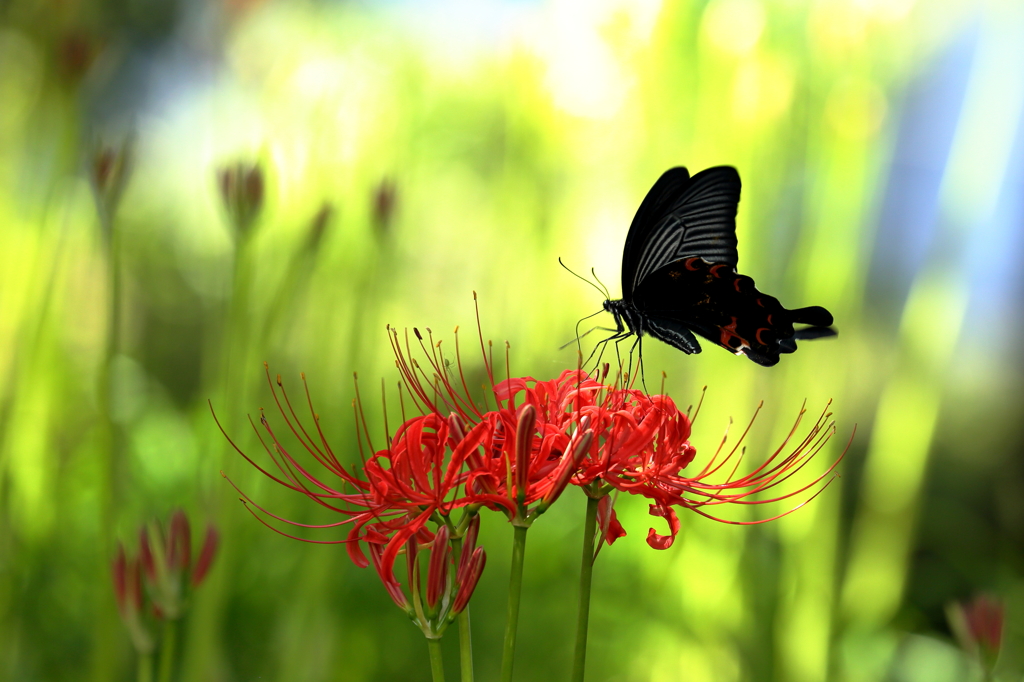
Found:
<box><xmin>632</xmin><ymin>258</ymin><xmax>806</xmax><ymax>366</ymax></box>
<box><xmin>644</xmin><ymin>316</ymin><xmax>703</xmax><ymax>355</ymax></box>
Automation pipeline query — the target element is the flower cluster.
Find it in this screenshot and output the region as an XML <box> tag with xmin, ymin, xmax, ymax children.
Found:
<box><xmin>112</xmin><ymin>510</ymin><xmax>219</xmax><ymax>651</ymax></box>
<box><xmin>947</xmin><ymin>594</ymin><xmax>1005</xmax><ymax>674</ymax></box>
<box><xmin>217</xmin><ymin>299</ymin><xmax>843</xmax><ymax>631</ymax></box>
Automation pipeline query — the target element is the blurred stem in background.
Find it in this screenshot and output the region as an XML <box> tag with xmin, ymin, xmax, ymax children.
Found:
<box><xmin>216</xmin><ymin>161</ymin><xmax>265</xmax><ymax>407</ymax></box>
<box><xmin>138</xmin><ymin>654</ymin><xmax>154</xmax><ymax>682</ymax></box>
<box><xmin>184</xmin><ymin>171</ymin><xmax>397</xmax><ymax>680</ymax></box>
<box><xmin>179</xmin><ymin>161</ymin><xmax>265</xmax><ymax>680</ymax></box>
<box><xmin>156</xmin><ymin>619</ymin><xmax>177</xmax><ymax>682</ymax></box>
<box><xmin>89</xmin><ymin>136</ymin><xmax>134</xmax><ymax>682</ymax></box>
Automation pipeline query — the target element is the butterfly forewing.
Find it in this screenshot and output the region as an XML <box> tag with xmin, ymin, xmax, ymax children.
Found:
<box><xmin>621</xmin><ymin>166</ymin><xmax>741</xmax><ymax>296</ymax></box>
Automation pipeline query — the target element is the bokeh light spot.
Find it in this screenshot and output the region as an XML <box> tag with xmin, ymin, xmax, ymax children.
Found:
<box><xmin>702</xmin><ymin>0</ymin><xmax>765</xmax><ymax>57</ymax></box>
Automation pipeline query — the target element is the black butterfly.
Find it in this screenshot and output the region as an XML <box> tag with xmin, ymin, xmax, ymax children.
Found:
<box><xmin>601</xmin><ymin>166</ymin><xmax>835</xmax><ymax>367</ymax></box>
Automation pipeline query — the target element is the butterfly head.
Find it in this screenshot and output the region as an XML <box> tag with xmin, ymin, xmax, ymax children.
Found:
<box><xmin>603</xmin><ymin>298</ymin><xmax>642</xmax><ymax>336</ymax></box>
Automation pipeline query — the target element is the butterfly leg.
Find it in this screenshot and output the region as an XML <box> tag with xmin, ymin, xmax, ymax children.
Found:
<box><xmin>612</xmin><ymin>333</ymin><xmax>640</xmax><ymax>385</ymax></box>
<box><xmin>587</xmin><ymin>330</ymin><xmax>633</xmax><ymax>374</ymax></box>
<box><xmin>621</xmin><ymin>334</ymin><xmax>646</xmax><ymax>391</ymax></box>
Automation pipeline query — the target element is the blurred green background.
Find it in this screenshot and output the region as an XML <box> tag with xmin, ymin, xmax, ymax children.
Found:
<box><xmin>2</xmin><ymin>0</ymin><xmax>1023</xmax><ymax>680</ymax></box>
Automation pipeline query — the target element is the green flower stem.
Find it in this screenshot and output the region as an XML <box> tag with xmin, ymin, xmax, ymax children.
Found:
<box><xmin>221</xmin><ymin>238</ymin><xmax>253</xmax><ymax>405</ymax></box>
<box><xmin>428</xmin><ymin>638</ymin><xmax>446</xmax><ymax>682</ymax></box>
<box><xmin>137</xmin><ymin>653</ymin><xmax>153</xmax><ymax>682</ymax></box>
<box><xmin>500</xmin><ymin>525</ymin><xmax>529</xmax><ymax>682</ymax></box>
<box><xmin>156</xmin><ymin>619</ymin><xmax>177</xmax><ymax>682</ymax></box>
<box><xmin>93</xmin><ymin>211</ymin><xmax>122</xmax><ymax>682</ymax></box>
<box><xmin>571</xmin><ymin>496</ymin><xmax>600</xmax><ymax>682</ymax></box>
<box><xmin>456</xmin><ymin>609</ymin><xmax>473</xmax><ymax>682</ymax></box>
<box><xmin>451</xmin><ymin>536</ymin><xmax>474</xmax><ymax>682</ymax></box>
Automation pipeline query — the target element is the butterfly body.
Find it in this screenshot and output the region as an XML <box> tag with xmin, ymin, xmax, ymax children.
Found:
<box><xmin>603</xmin><ymin>166</ymin><xmax>835</xmax><ymax>367</ymax></box>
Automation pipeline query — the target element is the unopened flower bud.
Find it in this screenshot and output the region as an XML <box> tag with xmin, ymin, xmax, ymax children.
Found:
<box><xmin>456</xmin><ymin>515</ymin><xmax>480</xmax><ymax>585</ymax></box>
<box><xmin>218</xmin><ymin>162</ymin><xmax>264</xmax><ymax>240</ymax></box>
<box><xmin>542</xmin><ymin>429</ymin><xmax>593</xmax><ymax>508</ymax></box>
<box><xmin>447</xmin><ymin>412</ymin><xmax>467</xmax><ymax>451</ymax></box>
<box><xmin>112</xmin><ymin>544</ymin><xmax>130</xmax><ymax>615</ymax></box>
<box><xmin>111</xmin><ymin>544</ymin><xmax>154</xmax><ymax>654</ymax></box>
<box><xmin>947</xmin><ymin>594</ymin><xmax>1004</xmax><ymax>673</ymax></box>
<box><xmin>191</xmin><ymin>524</ymin><xmax>219</xmax><ymax>587</ymax></box>
<box><xmin>371</xmin><ymin>177</ymin><xmax>397</xmax><ymax>239</ymax></box>
<box><xmin>168</xmin><ymin>509</ymin><xmax>191</xmax><ymax>572</ymax></box>
<box><xmin>138</xmin><ymin>526</ymin><xmax>157</xmax><ymax>584</ymax></box>
<box><xmin>514</xmin><ymin>404</ymin><xmax>536</xmax><ymax>503</ymax></box>
<box><xmin>304</xmin><ymin>203</ymin><xmax>333</xmax><ymax>254</ymax></box>
<box><xmin>57</xmin><ymin>31</ymin><xmax>99</xmax><ymax>84</ymax></box>
<box><xmin>451</xmin><ymin>547</ymin><xmax>486</xmax><ymax>615</ymax></box>
<box><xmin>426</xmin><ymin>525</ymin><xmax>450</xmax><ymax>610</ymax></box>
<box><xmin>89</xmin><ymin>137</ymin><xmax>134</xmax><ymax>230</ymax></box>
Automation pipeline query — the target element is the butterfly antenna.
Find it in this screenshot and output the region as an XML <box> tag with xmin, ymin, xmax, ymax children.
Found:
<box><xmin>590</xmin><ymin>267</ymin><xmax>611</xmax><ymax>300</ymax></box>
<box><xmin>559</xmin><ymin>258</ymin><xmax>610</xmax><ymax>300</ymax></box>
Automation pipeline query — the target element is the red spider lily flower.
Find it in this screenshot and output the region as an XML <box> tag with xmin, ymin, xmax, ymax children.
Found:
<box><xmin>947</xmin><ymin>594</ymin><xmax>1005</xmax><ymax>672</ymax></box>
<box><xmin>453</xmin><ymin>372</ymin><xmax>602</xmax><ymax>524</ymax></box>
<box><xmin>578</xmin><ymin>396</ymin><xmax>845</xmax><ymax>550</ymax></box>
<box><xmin>386</xmin><ymin>300</ymin><xmax>699</xmax><ymax>533</ymax></box>
<box><xmin>454</xmin><ymin>366</ymin><xmax>695</xmax><ymax>541</ymax></box>
<box><xmin>214</xmin><ymin>367</ymin><xmax>491</xmax><ymax>628</ymax></box>
<box><xmin>138</xmin><ymin>510</ymin><xmax>219</xmax><ymax>620</ymax></box>
<box><xmin>112</xmin><ymin>544</ymin><xmax>154</xmax><ymax>654</ymax></box>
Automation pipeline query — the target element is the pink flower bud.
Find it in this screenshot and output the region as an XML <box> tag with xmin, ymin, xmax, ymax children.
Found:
<box><xmin>304</xmin><ymin>203</ymin><xmax>332</xmax><ymax>254</ymax></box>
<box><xmin>89</xmin><ymin>137</ymin><xmax>134</xmax><ymax>228</ymax></box>
<box><xmin>456</xmin><ymin>515</ymin><xmax>481</xmax><ymax>586</ymax></box>
<box><xmin>426</xmin><ymin>525</ymin><xmax>450</xmax><ymax>610</ymax></box>
<box><xmin>948</xmin><ymin>594</ymin><xmax>1004</xmax><ymax>672</ymax></box>
<box><xmin>514</xmin><ymin>404</ymin><xmax>536</xmax><ymax>502</ymax></box>
<box><xmin>405</xmin><ymin>536</ymin><xmax>421</xmax><ymax>597</ymax></box>
<box><xmin>191</xmin><ymin>525</ymin><xmax>219</xmax><ymax>587</ymax></box>
<box><xmin>447</xmin><ymin>412</ymin><xmax>467</xmax><ymax>451</ymax></box>
<box><xmin>217</xmin><ymin>162</ymin><xmax>264</xmax><ymax>239</ymax></box>
<box><xmin>542</xmin><ymin>429</ymin><xmax>593</xmax><ymax>508</ymax></box>
<box><xmin>371</xmin><ymin>178</ymin><xmax>397</xmax><ymax>238</ymax></box>
<box><xmin>452</xmin><ymin>547</ymin><xmax>486</xmax><ymax>615</ymax></box>
<box><xmin>138</xmin><ymin>527</ymin><xmax>157</xmax><ymax>584</ymax></box>
<box><xmin>112</xmin><ymin>544</ymin><xmax>128</xmax><ymax>614</ymax></box>
<box><xmin>168</xmin><ymin>509</ymin><xmax>191</xmax><ymax>572</ymax></box>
